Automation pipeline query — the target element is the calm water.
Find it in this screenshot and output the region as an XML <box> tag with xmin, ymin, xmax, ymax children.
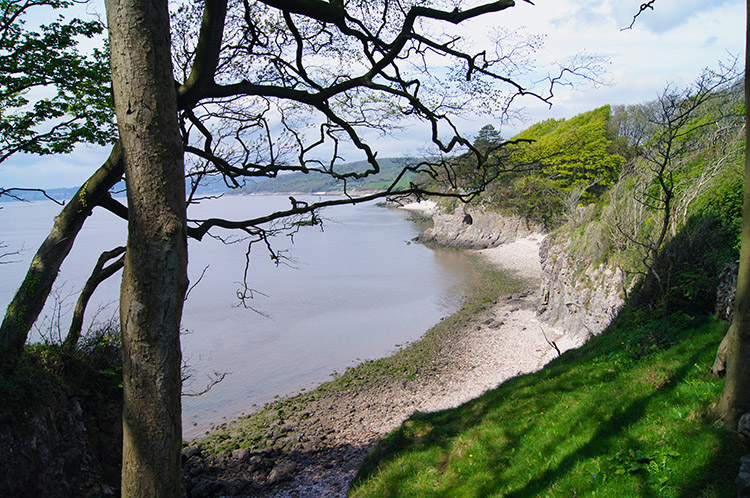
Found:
<box><xmin>0</xmin><ymin>195</ymin><xmax>477</xmax><ymax>437</ymax></box>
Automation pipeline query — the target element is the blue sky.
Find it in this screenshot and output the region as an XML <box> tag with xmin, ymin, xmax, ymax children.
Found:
<box><xmin>0</xmin><ymin>0</ymin><xmax>744</xmax><ymax>189</ymax></box>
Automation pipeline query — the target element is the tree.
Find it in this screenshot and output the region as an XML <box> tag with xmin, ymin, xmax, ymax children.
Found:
<box><xmin>612</xmin><ymin>67</ymin><xmax>740</xmax><ymax>296</ymax></box>
<box><xmin>3</xmin><ymin>0</ymin><xmax>600</xmax><ymax>494</ymax></box>
<box><xmin>105</xmin><ymin>0</ymin><xmax>187</xmax><ymax>493</ymax></box>
<box><xmin>0</xmin><ymin>0</ymin><xmax>123</xmax><ymax>353</ymax></box>
<box><xmin>714</xmin><ymin>0</ymin><xmax>750</xmax><ymax>430</ymax></box>
<box><xmin>509</xmin><ymin>106</ymin><xmax>625</xmax><ymax>203</ymax></box>
<box><xmin>0</xmin><ymin>0</ymin><xmax>115</xmax><ymax>166</ymax></box>
<box><xmin>628</xmin><ymin>0</ymin><xmax>750</xmax><ymax>432</ymax></box>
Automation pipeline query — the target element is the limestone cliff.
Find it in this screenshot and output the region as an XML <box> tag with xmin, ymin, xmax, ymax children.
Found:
<box><xmin>536</xmin><ymin>234</ymin><xmax>626</xmax><ymax>346</ymax></box>
<box><xmin>415</xmin><ymin>207</ymin><xmax>543</xmax><ymax>249</ymax></box>
<box><xmin>416</xmin><ymin>206</ymin><xmax>626</xmax><ymax>347</ymax></box>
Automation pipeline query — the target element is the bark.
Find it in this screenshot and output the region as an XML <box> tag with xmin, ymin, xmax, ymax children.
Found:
<box><xmin>0</xmin><ymin>142</ymin><xmax>124</xmax><ymax>355</ymax></box>
<box><xmin>105</xmin><ymin>0</ymin><xmax>187</xmax><ymax>495</ymax></box>
<box><xmin>715</xmin><ymin>0</ymin><xmax>750</xmax><ymax>430</ymax></box>
<box><xmin>63</xmin><ymin>246</ymin><xmax>125</xmax><ymax>352</ymax></box>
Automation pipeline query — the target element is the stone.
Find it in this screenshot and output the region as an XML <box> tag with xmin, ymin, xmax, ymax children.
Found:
<box><xmin>232</xmin><ymin>448</ymin><xmax>252</xmax><ymax>461</ymax></box>
<box><xmin>267</xmin><ymin>461</ymin><xmax>297</xmax><ymax>484</ymax></box>
<box><xmin>739</xmin><ymin>413</ymin><xmax>750</xmax><ymax>446</ymax></box>
<box><xmin>190</xmin><ymin>477</ymin><xmax>221</xmax><ymax>498</ymax></box>
<box><xmin>737</xmin><ymin>454</ymin><xmax>750</xmax><ymax>498</ymax></box>
<box><xmin>183</xmin><ymin>445</ymin><xmax>203</xmax><ymax>460</ymax></box>
<box><xmin>716</xmin><ymin>260</ymin><xmax>739</xmax><ymax>322</ymax></box>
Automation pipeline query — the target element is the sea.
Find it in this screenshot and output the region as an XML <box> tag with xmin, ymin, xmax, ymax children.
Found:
<box><xmin>0</xmin><ymin>194</ymin><xmax>477</xmax><ymax>437</ymax></box>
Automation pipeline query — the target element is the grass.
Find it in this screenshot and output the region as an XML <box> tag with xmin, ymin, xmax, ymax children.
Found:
<box><xmin>350</xmin><ymin>312</ymin><xmax>744</xmax><ymax>498</ymax></box>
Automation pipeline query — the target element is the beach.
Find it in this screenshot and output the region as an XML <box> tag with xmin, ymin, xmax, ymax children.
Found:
<box><xmin>183</xmin><ymin>208</ymin><xmax>571</xmax><ymax>498</ymax></box>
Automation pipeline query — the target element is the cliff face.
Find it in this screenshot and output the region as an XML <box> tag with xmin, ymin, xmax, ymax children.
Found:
<box><xmin>415</xmin><ymin>208</ymin><xmax>543</xmax><ymax>249</ymax></box>
<box><xmin>0</xmin><ymin>365</ymin><xmax>122</xmax><ymax>497</ymax></box>
<box><xmin>417</xmin><ymin>207</ymin><xmax>625</xmax><ymax>347</ymax></box>
<box><xmin>536</xmin><ymin>235</ymin><xmax>626</xmax><ymax>346</ymax></box>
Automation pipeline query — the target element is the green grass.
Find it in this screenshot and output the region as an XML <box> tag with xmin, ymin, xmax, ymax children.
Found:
<box><xmin>351</xmin><ymin>312</ymin><xmax>743</xmax><ymax>498</ymax></box>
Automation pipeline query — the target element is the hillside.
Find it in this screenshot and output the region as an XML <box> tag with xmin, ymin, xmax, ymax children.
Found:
<box><xmin>239</xmin><ymin>157</ymin><xmax>417</xmax><ymax>194</ymax></box>
<box><xmin>349</xmin><ymin>66</ymin><xmax>746</xmax><ymax>498</ymax></box>
<box><xmin>351</xmin><ymin>313</ymin><xmax>740</xmax><ymax>497</ymax></box>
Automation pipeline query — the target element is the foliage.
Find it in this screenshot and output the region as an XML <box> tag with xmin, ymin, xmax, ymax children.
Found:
<box><xmin>455</xmin><ymin>106</ymin><xmax>626</xmax><ymax>228</ymax></box>
<box><xmin>351</xmin><ymin>314</ymin><xmax>740</xmax><ymax>498</ymax></box>
<box><xmin>0</xmin><ymin>324</ymin><xmax>122</xmax><ymax>427</ymax></box>
<box><xmin>693</xmin><ymin>166</ymin><xmax>744</xmax><ymax>250</ymax></box>
<box><xmin>509</xmin><ymin>105</ymin><xmax>625</xmax><ymax>203</ymax></box>
<box><xmin>628</xmin><ymin>215</ymin><xmax>739</xmax><ymax>316</ymax></box>
<box><xmin>504</xmin><ymin>175</ymin><xmax>565</xmax><ymax>229</ymax></box>
<box><xmin>0</xmin><ymin>0</ymin><xmax>115</xmax><ymax>165</ymax></box>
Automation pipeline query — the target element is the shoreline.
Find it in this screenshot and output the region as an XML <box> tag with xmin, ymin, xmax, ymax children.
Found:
<box><xmin>183</xmin><ymin>212</ymin><xmax>570</xmax><ymax>497</ymax></box>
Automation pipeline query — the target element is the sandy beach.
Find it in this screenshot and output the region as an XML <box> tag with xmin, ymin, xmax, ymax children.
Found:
<box><xmin>184</xmin><ymin>209</ymin><xmax>571</xmax><ymax>498</ymax></box>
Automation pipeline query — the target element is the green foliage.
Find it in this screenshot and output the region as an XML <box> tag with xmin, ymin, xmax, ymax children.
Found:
<box><xmin>351</xmin><ymin>314</ymin><xmax>739</xmax><ymax>498</ymax></box>
<box><xmin>510</xmin><ymin>106</ymin><xmax>625</xmax><ymax>203</ymax></box>
<box><xmin>473</xmin><ymin>124</ymin><xmax>503</xmax><ymax>153</ymax></box>
<box><xmin>465</xmin><ymin>107</ymin><xmax>626</xmax><ymax>228</ymax></box>
<box><xmin>629</xmin><ymin>215</ymin><xmax>738</xmax><ymax>317</ymax></box>
<box><xmin>504</xmin><ymin>175</ymin><xmax>564</xmax><ymax>229</ymax></box>
<box><xmin>0</xmin><ymin>324</ymin><xmax>122</xmax><ymax>427</ymax></box>
<box><xmin>693</xmin><ymin>167</ymin><xmax>744</xmax><ymax>250</ymax></box>
<box><xmin>0</xmin><ymin>0</ymin><xmax>115</xmax><ymax>163</ymax></box>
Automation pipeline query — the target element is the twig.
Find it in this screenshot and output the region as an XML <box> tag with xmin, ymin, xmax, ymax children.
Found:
<box><xmin>621</xmin><ymin>1</ymin><xmax>656</xmax><ymax>31</ymax></box>
<box><xmin>539</xmin><ymin>325</ymin><xmax>561</xmax><ymax>357</ymax></box>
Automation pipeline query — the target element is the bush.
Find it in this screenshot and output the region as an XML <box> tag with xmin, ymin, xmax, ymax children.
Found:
<box><xmin>629</xmin><ymin>214</ymin><xmax>738</xmax><ymax>317</ymax></box>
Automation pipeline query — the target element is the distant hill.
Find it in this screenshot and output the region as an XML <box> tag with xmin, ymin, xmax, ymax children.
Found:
<box><xmin>239</xmin><ymin>157</ymin><xmax>418</xmax><ymax>194</ymax></box>
<box><xmin>0</xmin><ymin>157</ymin><xmax>418</xmax><ymax>202</ymax></box>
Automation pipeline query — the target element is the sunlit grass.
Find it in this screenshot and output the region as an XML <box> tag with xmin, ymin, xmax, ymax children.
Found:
<box><xmin>351</xmin><ymin>314</ymin><xmax>742</xmax><ymax>498</ymax></box>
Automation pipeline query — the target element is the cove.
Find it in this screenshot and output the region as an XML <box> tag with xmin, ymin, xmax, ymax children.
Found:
<box><xmin>0</xmin><ymin>194</ymin><xmax>478</xmax><ymax>437</ymax></box>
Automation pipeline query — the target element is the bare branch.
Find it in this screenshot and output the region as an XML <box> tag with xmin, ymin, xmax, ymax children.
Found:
<box><xmin>621</xmin><ymin>0</ymin><xmax>656</xmax><ymax>31</ymax></box>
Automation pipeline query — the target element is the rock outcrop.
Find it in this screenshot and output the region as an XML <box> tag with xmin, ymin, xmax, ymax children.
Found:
<box><xmin>0</xmin><ymin>365</ymin><xmax>122</xmax><ymax>497</ymax></box>
<box><xmin>716</xmin><ymin>260</ymin><xmax>739</xmax><ymax>323</ymax></box>
<box><xmin>537</xmin><ymin>235</ymin><xmax>626</xmax><ymax>346</ymax></box>
<box><xmin>416</xmin><ymin>206</ymin><xmax>626</xmax><ymax>347</ymax></box>
<box><xmin>415</xmin><ymin>208</ymin><xmax>543</xmax><ymax>249</ymax></box>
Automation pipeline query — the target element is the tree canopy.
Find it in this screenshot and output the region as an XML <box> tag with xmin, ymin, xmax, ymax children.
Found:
<box><xmin>509</xmin><ymin>105</ymin><xmax>625</xmax><ymax>203</ymax></box>
<box><xmin>0</xmin><ymin>0</ymin><xmax>114</xmax><ymax>166</ymax></box>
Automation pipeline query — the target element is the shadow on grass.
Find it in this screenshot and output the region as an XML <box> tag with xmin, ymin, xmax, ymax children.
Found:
<box><xmin>352</xmin><ymin>318</ymin><xmax>743</xmax><ymax>498</ymax></box>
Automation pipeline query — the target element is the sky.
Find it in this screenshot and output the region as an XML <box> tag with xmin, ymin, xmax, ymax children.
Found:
<box><xmin>0</xmin><ymin>0</ymin><xmax>745</xmax><ymax>189</ymax></box>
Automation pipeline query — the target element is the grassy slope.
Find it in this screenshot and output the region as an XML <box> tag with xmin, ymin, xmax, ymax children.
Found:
<box><xmin>351</xmin><ymin>312</ymin><xmax>744</xmax><ymax>498</ymax></box>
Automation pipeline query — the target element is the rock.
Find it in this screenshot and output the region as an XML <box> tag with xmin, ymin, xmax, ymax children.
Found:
<box><xmin>190</xmin><ymin>477</ymin><xmax>221</xmax><ymax>498</ymax></box>
<box><xmin>232</xmin><ymin>448</ymin><xmax>252</xmax><ymax>461</ymax></box>
<box><xmin>416</xmin><ymin>208</ymin><xmax>543</xmax><ymax>249</ymax></box>
<box><xmin>538</xmin><ymin>234</ymin><xmax>625</xmax><ymax>345</ymax></box>
<box><xmin>183</xmin><ymin>445</ymin><xmax>203</xmax><ymax>461</ymax></box>
<box><xmin>739</xmin><ymin>413</ymin><xmax>750</xmax><ymax>446</ymax></box>
<box><xmin>737</xmin><ymin>455</ymin><xmax>750</xmax><ymax>498</ymax></box>
<box><xmin>267</xmin><ymin>461</ymin><xmax>297</xmax><ymax>484</ymax></box>
<box><xmin>716</xmin><ymin>260</ymin><xmax>739</xmax><ymax>322</ymax></box>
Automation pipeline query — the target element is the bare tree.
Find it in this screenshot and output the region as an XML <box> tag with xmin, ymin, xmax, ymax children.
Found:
<box><xmin>612</xmin><ymin>64</ymin><xmax>740</xmax><ymax>294</ymax></box>
<box><xmin>3</xmin><ymin>0</ymin><xmax>603</xmax><ymax>494</ymax></box>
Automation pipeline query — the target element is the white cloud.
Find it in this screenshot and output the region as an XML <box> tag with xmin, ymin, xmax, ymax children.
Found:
<box><xmin>2</xmin><ymin>0</ymin><xmax>744</xmax><ymax>187</ymax></box>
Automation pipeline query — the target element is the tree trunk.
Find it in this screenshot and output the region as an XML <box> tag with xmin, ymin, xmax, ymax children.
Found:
<box><xmin>105</xmin><ymin>0</ymin><xmax>187</xmax><ymax>495</ymax></box>
<box><xmin>715</xmin><ymin>0</ymin><xmax>750</xmax><ymax>430</ymax></box>
<box><xmin>0</xmin><ymin>143</ymin><xmax>124</xmax><ymax>355</ymax></box>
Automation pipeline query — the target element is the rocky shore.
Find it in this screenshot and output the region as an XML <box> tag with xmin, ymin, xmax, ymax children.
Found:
<box><xmin>183</xmin><ymin>203</ymin><xmax>571</xmax><ymax>498</ymax></box>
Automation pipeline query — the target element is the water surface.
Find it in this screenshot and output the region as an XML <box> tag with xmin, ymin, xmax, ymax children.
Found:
<box><xmin>0</xmin><ymin>195</ymin><xmax>476</xmax><ymax>437</ymax></box>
